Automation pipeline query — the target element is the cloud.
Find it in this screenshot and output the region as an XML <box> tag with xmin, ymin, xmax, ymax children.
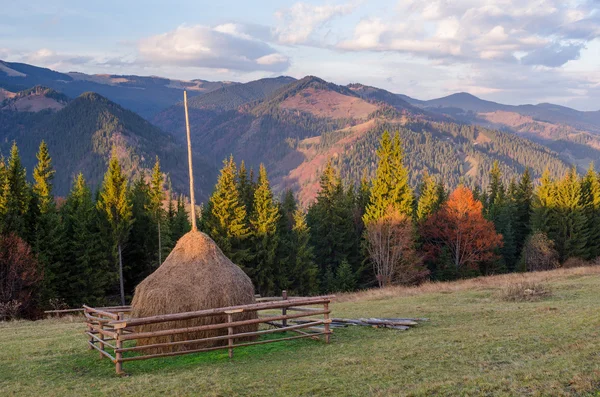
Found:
<box><xmin>520</xmin><ymin>43</ymin><xmax>584</xmax><ymax>67</ymax></box>
<box><xmin>337</xmin><ymin>0</ymin><xmax>599</xmax><ymax>67</ymax></box>
<box><xmin>275</xmin><ymin>2</ymin><xmax>357</xmax><ymax>45</ymax></box>
<box><xmin>138</xmin><ymin>24</ymin><xmax>290</xmax><ymax>72</ymax></box>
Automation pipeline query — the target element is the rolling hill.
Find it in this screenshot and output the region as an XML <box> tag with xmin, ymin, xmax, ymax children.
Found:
<box><xmin>0</xmin><ymin>60</ymin><xmax>235</xmax><ymax>119</ymax></box>
<box><xmin>0</xmin><ymin>87</ymin><xmax>216</xmax><ymax>199</ymax></box>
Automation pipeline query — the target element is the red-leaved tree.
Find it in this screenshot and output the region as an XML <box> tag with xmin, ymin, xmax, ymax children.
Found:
<box><xmin>422</xmin><ymin>186</ymin><xmax>502</xmax><ymax>272</ymax></box>
<box><xmin>0</xmin><ymin>233</ymin><xmax>41</xmax><ymax>320</ymax></box>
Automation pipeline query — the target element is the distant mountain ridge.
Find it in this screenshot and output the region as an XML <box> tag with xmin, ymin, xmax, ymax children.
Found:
<box><xmin>0</xmin><ymin>87</ymin><xmax>216</xmax><ymax>199</ymax></box>
<box><xmin>0</xmin><ymin>60</ymin><xmax>236</xmax><ymax>118</ymax></box>
<box><xmin>0</xmin><ymin>60</ymin><xmax>595</xmax><ymax>205</ymax></box>
<box><xmin>400</xmin><ymin>91</ymin><xmax>600</xmax><ymax>168</ymax></box>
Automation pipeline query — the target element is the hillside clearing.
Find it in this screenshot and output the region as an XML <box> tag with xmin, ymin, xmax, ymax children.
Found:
<box><xmin>2</xmin><ymin>266</ymin><xmax>600</xmax><ymax>396</ymax></box>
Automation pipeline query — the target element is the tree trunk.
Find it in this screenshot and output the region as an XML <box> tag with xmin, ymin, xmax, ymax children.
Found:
<box><xmin>118</xmin><ymin>244</ymin><xmax>125</xmax><ymax>306</ymax></box>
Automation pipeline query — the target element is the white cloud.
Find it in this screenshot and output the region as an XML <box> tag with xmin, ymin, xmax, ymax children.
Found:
<box><xmin>138</xmin><ymin>24</ymin><xmax>289</xmax><ymax>72</ymax></box>
<box><xmin>338</xmin><ymin>0</ymin><xmax>600</xmax><ymax>67</ymax></box>
<box><xmin>275</xmin><ymin>2</ymin><xmax>357</xmax><ymax>45</ymax></box>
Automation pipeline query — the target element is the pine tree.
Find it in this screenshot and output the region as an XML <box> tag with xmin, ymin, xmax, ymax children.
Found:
<box><xmin>288</xmin><ymin>209</ymin><xmax>318</xmax><ymax>295</ymax></box>
<box><xmin>2</xmin><ymin>143</ymin><xmax>30</xmax><ymax>237</ymax></box>
<box><xmin>514</xmin><ymin>167</ymin><xmax>534</xmax><ymax>254</ymax></box>
<box><xmin>61</xmin><ymin>174</ymin><xmax>112</xmax><ymax>306</ymax></box>
<box><xmin>124</xmin><ymin>174</ymin><xmax>157</xmax><ymax>292</ymax></box>
<box><xmin>417</xmin><ymin>172</ymin><xmax>444</xmax><ymax>221</ymax></box>
<box><xmin>335</xmin><ymin>259</ymin><xmax>356</xmax><ymax>292</ymax></box>
<box><xmin>238</xmin><ymin>160</ymin><xmax>255</xmax><ymax>215</ymax></box>
<box><xmin>147</xmin><ymin>157</ymin><xmax>165</xmax><ymax>266</ymax></box>
<box><xmin>32</xmin><ymin>141</ymin><xmax>55</xmax><ymax>214</ymax></box>
<box><xmin>531</xmin><ymin>169</ymin><xmax>556</xmax><ymax>234</ymax></box>
<box><xmin>553</xmin><ymin>167</ymin><xmax>588</xmax><ymax>261</ymax></box>
<box><xmin>580</xmin><ymin>163</ymin><xmax>600</xmax><ymax>259</ymax></box>
<box><xmin>97</xmin><ymin>153</ymin><xmax>133</xmax><ymax>305</ymax></box>
<box><xmin>202</xmin><ymin>156</ymin><xmax>250</xmax><ymax>265</ymax></box>
<box><xmin>31</xmin><ymin>142</ymin><xmax>63</xmax><ymax>306</ymax></box>
<box><xmin>249</xmin><ymin>164</ymin><xmax>280</xmax><ymax>295</ymax></box>
<box><xmin>307</xmin><ymin>160</ymin><xmax>359</xmax><ymax>291</ymax></box>
<box><xmin>363</xmin><ymin>131</ymin><xmax>413</xmax><ymax>223</ymax></box>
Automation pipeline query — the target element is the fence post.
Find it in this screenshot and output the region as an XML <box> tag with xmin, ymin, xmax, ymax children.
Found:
<box><xmin>324</xmin><ymin>302</ymin><xmax>330</xmax><ymax>344</ymax></box>
<box><xmin>85</xmin><ymin>308</ymin><xmax>93</xmax><ymax>350</ymax></box>
<box><xmin>115</xmin><ymin>312</ymin><xmax>124</xmax><ymax>375</ymax></box>
<box><xmin>98</xmin><ymin>318</ymin><xmax>105</xmax><ymax>358</ymax></box>
<box><xmin>227</xmin><ymin>312</ymin><xmax>234</xmax><ymax>359</ymax></box>
<box><xmin>282</xmin><ymin>290</ymin><xmax>288</xmax><ymax>327</ymax></box>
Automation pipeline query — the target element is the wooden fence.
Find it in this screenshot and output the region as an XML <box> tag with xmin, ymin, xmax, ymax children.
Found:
<box><xmin>84</xmin><ymin>293</ymin><xmax>333</xmax><ymax>375</ymax></box>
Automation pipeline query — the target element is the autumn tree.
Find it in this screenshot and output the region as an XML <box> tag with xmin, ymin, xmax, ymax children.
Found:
<box><xmin>0</xmin><ymin>233</ymin><xmax>41</xmax><ymax>319</ymax></box>
<box><xmin>422</xmin><ymin>186</ymin><xmax>503</xmax><ymax>274</ymax></box>
<box><xmin>365</xmin><ymin>207</ymin><xmax>426</xmax><ymax>287</ymax></box>
<box><xmin>518</xmin><ymin>231</ymin><xmax>559</xmax><ymax>272</ymax></box>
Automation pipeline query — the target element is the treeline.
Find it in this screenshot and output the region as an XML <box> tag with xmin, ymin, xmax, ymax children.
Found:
<box><xmin>0</xmin><ymin>141</ymin><xmax>190</xmax><ymax>319</ymax></box>
<box><xmin>2</xmin><ymin>130</ymin><xmax>599</xmax><ymax>320</ymax></box>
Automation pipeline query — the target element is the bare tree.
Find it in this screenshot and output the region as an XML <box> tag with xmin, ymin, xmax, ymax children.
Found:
<box><xmin>365</xmin><ymin>207</ymin><xmax>427</xmax><ymax>287</ymax></box>
<box><xmin>521</xmin><ymin>231</ymin><xmax>559</xmax><ymax>271</ymax></box>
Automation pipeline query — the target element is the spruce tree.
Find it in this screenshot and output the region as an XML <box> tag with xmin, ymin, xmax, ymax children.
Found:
<box><xmin>363</xmin><ymin>131</ymin><xmax>413</xmax><ymax>223</ymax></box>
<box><xmin>124</xmin><ymin>174</ymin><xmax>157</xmax><ymax>292</ymax></box>
<box><xmin>531</xmin><ymin>169</ymin><xmax>556</xmax><ymax>234</ymax></box>
<box><xmin>417</xmin><ymin>172</ymin><xmax>444</xmax><ymax>221</ymax></box>
<box><xmin>514</xmin><ymin>167</ymin><xmax>534</xmax><ymax>254</ymax></box>
<box><xmin>238</xmin><ymin>160</ymin><xmax>255</xmax><ymax>215</ymax></box>
<box><xmin>31</xmin><ymin>142</ymin><xmax>63</xmax><ymax>306</ymax></box>
<box><xmin>307</xmin><ymin>160</ymin><xmax>358</xmax><ymax>291</ymax></box>
<box><xmin>148</xmin><ymin>157</ymin><xmax>165</xmax><ymax>266</ymax></box>
<box><xmin>32</xmin><ymin>141</ymin><xmax>55</xmax><ymax>214</ymax></box>
<box><xmin>97</xmin><ymin>153</ymin><xmax>133</xmax><ymax>305</ymax></box>
<box><xmin>580</xmin><ymin>163</ymin><xmax>600</xmax><ymax>259</ymax></box>
<box><xmin>553</xmin><ymin>167</ymin><xmax>588</xmax><ymax>261</ymax></box>
<box><xmin>249</xmin><ymin>164</ymin><xmax>280</xmax><ymax>295</ymax></box>
<box><xmin>288</xmin><ymin>209</ymin><xmax>318</xmax><ymax>295</ymax></box>
<box><xmin>2</xmin><ymin>142</ymin><xmax>30</xmax><ymax>237</ymax></box>
<box><xmin>335</xmin><ymin>259</ymin><xmax>356</xmax><ymax>292</ymax></box>
<box><xmin>61</xmin><ymin>174</ymin><xmax>112</xmax><ymax>306</ymax></box>
<box><xmin>202</xmin><ymin>156</ymin><xmax>250</xmax><ymax>265</ymax></box>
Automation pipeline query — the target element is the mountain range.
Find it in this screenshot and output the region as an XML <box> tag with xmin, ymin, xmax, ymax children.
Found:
<box><xmin>1</xmin><ymin>60</ymin><xmax>597</xmax><ymax>204</ymax></box>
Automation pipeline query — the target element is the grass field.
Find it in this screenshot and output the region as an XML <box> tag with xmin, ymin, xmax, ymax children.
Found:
<box><xmin>2</xmin><ymin>266</ymin><xmax>600</xmax><ymax>396</ymax></box>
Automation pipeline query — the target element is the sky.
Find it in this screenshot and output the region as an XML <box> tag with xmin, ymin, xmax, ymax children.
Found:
<box><xmin>1</xmin><ymin>0</ymin><xmax>599</xmax><ymax>110</ymax></box>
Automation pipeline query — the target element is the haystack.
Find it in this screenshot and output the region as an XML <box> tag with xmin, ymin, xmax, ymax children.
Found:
<box><xmin>130</xmin><ymin>230</ymin><xmax>257</xmax><ymax>353</ymax></box>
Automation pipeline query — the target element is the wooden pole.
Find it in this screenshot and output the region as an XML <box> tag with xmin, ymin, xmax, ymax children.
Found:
<box><xmin>98</xmin><ymin>320</ymin><xmax>105</xmax><ymax>359</ymax></box>
<box><xmin>281</xmin><ymin>290</ymin><xmax>288</xmax><ymax>327</ymax></box>
<box><xmin>115</xmin><ymin>312</ymin><xmax>124</xmax><ymax>375</ymax></box>
<box><xmin>183</xmin><ymin>90</ymin><xmax>197</xmax><ymax>231</ymax></box>
<box><xmin>227</xmin><ymin>313</ymin><xmax>234</xmax><ymax>359</ymax></box>
<box><xmin>324</xmin><ymin>302</ymin><xmax>330</xmax><ymax>344</ymax></box>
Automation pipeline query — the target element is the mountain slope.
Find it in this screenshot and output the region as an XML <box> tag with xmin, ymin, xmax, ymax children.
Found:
<box><xmin>0</xmin><ymin>89</ymin><xmax>215</xmax><ymax>198</ymax></box>
<box><xmin>153</xmin><ymin>76</ymin><xmax>296</xmax><ymax>136</ymax></box>
<box><xmin>400</xmin><ymin>91</ymin><xmax>600</xmax><ymax>168</ymax></box>
<box><xmin>0</xmin><ymin>60</ymin><xmax>235</xmax><ymax>118</ymax></box>
<box><xmin>155</xmin><ymin>75</ymin><xmax>572</xmax><ymax>204</ymax></box>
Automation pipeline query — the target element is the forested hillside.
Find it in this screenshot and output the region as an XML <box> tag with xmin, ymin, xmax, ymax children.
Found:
<box><xmin>155</xmin><ymin>75</ymin><xmax>572</xmax><ymax>204</ymax></box>
<box><xmin>0</xmin><ymin>88</ymin><xmax>216</xmax><ymax>199</ymax></box>
<box><xmin>401</xmin><ymin>91</ymin><xmax>600</xmax><ymax>169</ymax></box>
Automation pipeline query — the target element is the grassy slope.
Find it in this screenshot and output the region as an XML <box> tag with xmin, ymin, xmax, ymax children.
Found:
<box><xmin>2</xmin><ymin>267</ymin><xmax>600</xmax><ymax>396</ymax></box>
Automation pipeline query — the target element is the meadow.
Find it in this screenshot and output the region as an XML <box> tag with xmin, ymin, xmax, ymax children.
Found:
<box><xmin>2</xmin><ymin>266</ymin><xmax>600</xmax><ymax>396</ymax></box>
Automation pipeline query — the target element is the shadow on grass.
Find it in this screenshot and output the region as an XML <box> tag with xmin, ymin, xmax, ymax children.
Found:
<box><xmin>51</xmin><ymin>331</ymin><xmax>338</xmax><ymax>377</ymax></box>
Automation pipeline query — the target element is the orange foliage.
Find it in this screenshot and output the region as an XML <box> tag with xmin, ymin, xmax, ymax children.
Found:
<box><xmin>422</xmin><ymin>186</ymin><xmax>502</xmax><ymax>271</ymax></box>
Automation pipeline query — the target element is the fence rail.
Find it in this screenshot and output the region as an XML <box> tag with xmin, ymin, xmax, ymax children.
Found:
<box><xmin>84</xmin><ymin>292</ymin><xmax>333</xmax><ymax>375</ymax></box>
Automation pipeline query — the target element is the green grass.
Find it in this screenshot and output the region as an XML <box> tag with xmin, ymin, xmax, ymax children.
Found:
<box><xmin>3</xmin><ymin>268</ymin><xmax>600</xmax><ymax>396</ymax></box>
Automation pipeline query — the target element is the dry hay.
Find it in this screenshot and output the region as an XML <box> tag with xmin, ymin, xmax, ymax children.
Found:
<box><xmin>131</xmin><ymin>230</ymin><xmax>257</xmax><ymax>353</ymax></box>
